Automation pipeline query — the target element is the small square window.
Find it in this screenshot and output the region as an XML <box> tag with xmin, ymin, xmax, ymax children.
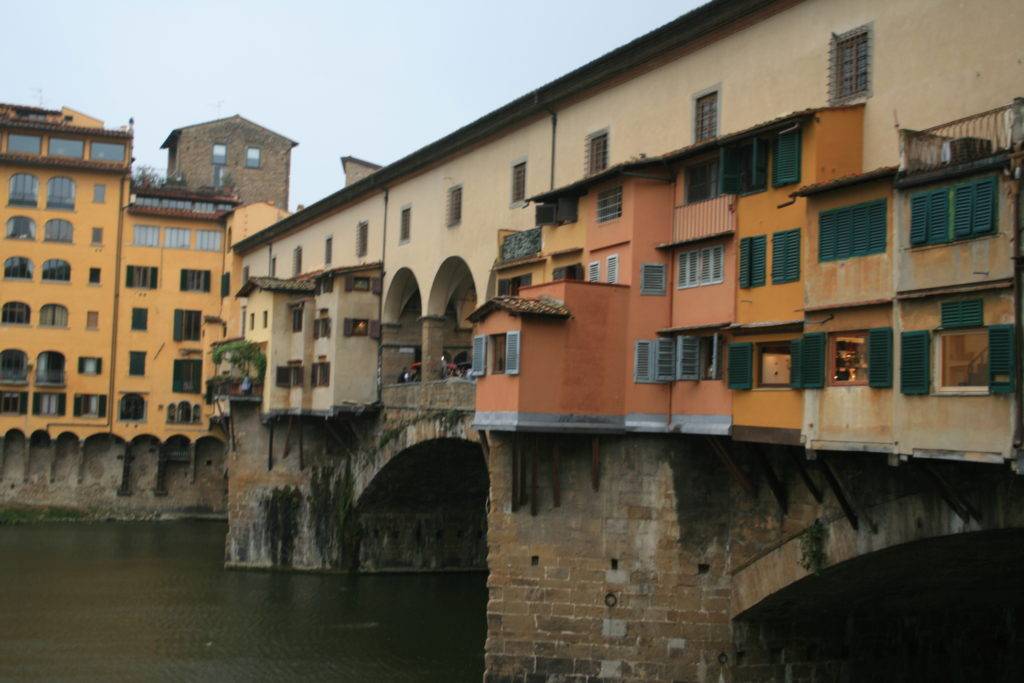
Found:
<box><xmin>89</xmin><ymin>267</ymin><xmax>101</xmax><ymax>284</ymax></box>
<box><xmin>212</xmin><ymin>143</ymin><xmax>227</xmax><ymax>165</ymax></box>
<box><xmin>830</xmin><ymin>332</ymin><xmax>868</xmax><ymax>385</ymax></box>
<box><xmin>758</xmin><ymin>344</ymin><xmax>791</xmax><ymax>387</ymax></box>
<box><xmin>93</xmin><ymin>184</ymin><xmax>106</xmax><ymax>203</ymax></box>
<box><xmin>86</xmin><ymin>311</ymin><xmax>99</xmax><ymax>330</ymax></box>
<box><xmin>91</xmin><ymin>227</ymin><xmax>103</xmax><ymax>245</ymax></box>
<box><xmin>131</xmin><ymin>307</ymin><xmax>148</xmax><ymax>331</ymax></box>
<box><xmin>246</xmin><ymin>147</ymin><xmax>261</xmax><ymax>169</ymax></box>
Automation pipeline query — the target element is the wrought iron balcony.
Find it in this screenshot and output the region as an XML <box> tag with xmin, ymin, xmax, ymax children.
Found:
<box><xmin>35</xmin><ymin>369</ymin><xmax>66</xmax><ymax>386</ymax></box>
<box><xmin>0</xmin><ymin>368</ymin><xmax>28</xmax><ymax>383</ymax></box>
<box><xmin>672</xmin><ymin>194</ymin><xmax>736</xmax><ymax>245</ymax></box>
<box><xmin>900</xmin><ymin>100</ymin><xmax>1024</xmax><ymax>175</ymax></box>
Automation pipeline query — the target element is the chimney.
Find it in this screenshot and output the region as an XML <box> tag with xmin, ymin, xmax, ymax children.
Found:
<box><xmin>341</xmin><ymin>155</ymin><xmax>383</xmax><ymax>187</ymax></box>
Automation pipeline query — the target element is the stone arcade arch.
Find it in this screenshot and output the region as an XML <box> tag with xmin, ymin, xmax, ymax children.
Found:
<box><xmin>381</xmin><ymin>267</ymin><xmax>423</xmax><ymax>383</ymax></box>
<box><xmin>423</xmin><ymin>256</ymin><xmax>477</xmax><ymax>380</ymax></box>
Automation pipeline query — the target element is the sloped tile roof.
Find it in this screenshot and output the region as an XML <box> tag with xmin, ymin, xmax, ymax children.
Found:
<box><xmin>236</xmin><ymin>276</ymin><xmax>316</xmax><ymax>297</ymax></box>
<box><xmin>791</xmin><ymin>166</ymin><xmax>898</xmax><ymax>197</ymax></box>
<box><xmin>468</xmin><ymin>296</ymin><xmax>571</xmax><ymax>323</ymax></box>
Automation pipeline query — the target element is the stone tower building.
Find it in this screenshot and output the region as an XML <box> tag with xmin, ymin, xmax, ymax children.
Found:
<box><xmin>161</xmin><ymin>115</ymin><xmax>296</xmax><ymax>209</ymax></box>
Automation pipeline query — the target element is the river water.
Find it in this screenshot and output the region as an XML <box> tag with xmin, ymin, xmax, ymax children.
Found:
<box><xmin>0</xmin><ymin>522</ymin><xmax>486</xmax><ymax>682</ymax></box>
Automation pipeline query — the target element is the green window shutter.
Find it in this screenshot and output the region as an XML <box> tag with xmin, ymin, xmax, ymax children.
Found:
<box><xmin>819</xmin><ymin>210</ymin><xmax>837</xmax><ymax>262</ymax></box>
<box><xmin>18</xmin><ymin>392</ymin><xmax>28</xmax><ymax>414</ymax></box>
<box><xmin>927</xmin><ymin>189</ymin><xmax>949</xmax><ymax>245</ymax></box>
<box><xmin>655</xmin><ymin>338</ymin><xmax>676</xmax><ymax>382</ymax></box>
<box><xmin>801</xmin><ymin>332</ymin><xmax>826</xmax><ymax>389</ymax></box>
<box><xmin>771</xmin><ymin>231</ymin><xmax>786</xmax><ymax>284</ymax></box>
<box><xmin>900</xmin><ymin>331</ymin><xmax>931</xmax><ymax>395</ymax></box>
<box><xmin>634</xmin><ymin>340</ymin><xmax>653</xmax><ymax>383</ymax></box>
<box><xmin>988</xmin><ymin>324</ymin><xmax>1015</xmax><ymax>394</ymax></box>
<box><xmin>471</xmin><ymin>335</ymin><xmax>487</xmax><ymax>377</ymax></box>
<box><xmin>221</xmin><ymin>273</ymin><xmax>230</xmax><ymax>297</ymax></box>
<box><xmin>868</xmin><ymin>327</ymin><xmax>893</xmax><ymax>388</ymax></box>
<box><xmin>129</xmin><ymin>352</ymin><xmax>145</xmax><ymax>376</ymax></box>
<box><xmin>790</xmin><ymin>339</ymin><xmax>803</xmax><ymax>388</ymax></box>
<box><xmin>677</xmin><ymin>336</ymin><xmax>699</xmax><ymax>381</ymax></box>
<box><xmin>719</xmin><ymin>147</ymin><xmax>740</xmax><ymax>194</ymax></box>
<box><xmin>191</xmin><ymin>361</ymin><xmax>202</xmax><ymax>390</ymax></box>
<box><xmin>738</xmin><ymin>238</ymin><xmax>751</xmax><ymax>288</ymax></box>
<box><xmin>751</xmin><ymin>138</ymin><xmax>768</xmax><ymax>190</ymax></box>
<box><xmin>505</xmin><ymin>331</ymin><xmax>520</xmax><ymax>376</ymax></box>
<box><xmin>73</xmin><ymin>395</ymin><xmax>83</xmax><ymax>417</ymax></box>
<box><xmin>150</xmin><ymin>267</ymin><xmax>159</xmax><ymax>289</ymax></box>
<box><xmin>172</xmin><ymin>360</ymin><xmax>184</xmax><ymax>392</ymax></box>
<box><xmin>179</xmin><ymin>269</ymin><xmax>188</xmax><ymax>291</ymax></box>
<box><xmin>786</xmin><ymin>230</ymin><xmax>800</xmax><ymax>282</ymax></box>
<box><xmin>203</xmin><ymin>271</ymin><xmax>211</xmax><ymax>292</ymax></box>
<box><xmin>772</xmin><ymin>129</ymin><xmax>801</xmax><ymax>187</ymax></box>
<box><xmin>97</xmin><ymin>395</ymin><xmax>106</xmax><ymax>418</ymax></box>
<box><xmin>57</xmin><ymin>393</ymin><xmax>66</xmax><ymax>416</ymax></box>
<box><xmin>940</xmin><ymin>299</ymin><xmax>983</xmax><ymax>329</ymax></box>
<box><xmin>771</xmin><ymin>229</ymin><xmax>800</xmax><ymax>284</ymax></box>
<box><xmin>77</xmin><ymin>357</ymin><xmax>86</xmax><ymax>373</ymax></box>
<box><xmin>834</xmin><ymin>207</ymin><xmax>853</xmax><ymax>259</ymax></box>
<box><xmin>851</xmin><ymin>204</ymin><xmax>870</xmax><ymax>256</ymax></box>
<box><xmin>867</xmin><ymin>199</ymin><xmax>887</xmax><ymax>254</ymax></box>
<box><xmin>125</xmin><ymin>266</ymin><xmax>135</xmax><ymax>287</ymax></box>
<box><xmin>727</xmin><ymin>343</ymin><xmax>753</xmax><ymax>390</ymax></box>
<box><xmin>952</xmin><ymin>182</ymin><xmax>975</xmax><ymax>239</ymax></box>
<box><xmin>32</xmin><ymin>392</ymin><xmax>41</xmax><ymax>415</ymax></box>
<box><xmin>173</xmin><ymin>310</ymin><xmax>183</xmax><ymax>341</ymax></box>
<box><xmin>909</xmin><ymin>193</ymin><xmax>929</xmax><ymax>246</ymax></box>
<box><xmin>972</xmin><ymin>176</ymin><xmax>996</xmax><ymax>235</ymax></box>
<box><xmin>750</xmin><ymin>235</ymin><xmax>766</xmax><ymax>287</ymax></box>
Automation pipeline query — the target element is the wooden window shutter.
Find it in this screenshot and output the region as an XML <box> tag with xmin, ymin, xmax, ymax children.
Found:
<box><xmin>655</xmin><ymin>338</ymin><xmax>675</xmax><ymax>382</ymax></box>
<box><xmin>751</xmin><ymin>138</ymin><xmax>768</xmax><ymax>189</ymax></box>
<box><xmin>972</xmin><ymin>176</ymin><xmax>996</xmax><ymax>236</ymax></box>
<box><xmin>203</xmin><ymin>271</ymin><xmax>211</xmax><ymax>292</ymax></box>
<box><xmin>738</xmin><ymin>238</ymin><xmax>751</xmax><ymax>288</ymax></box>
<box><xmin>750</xmin><ymin>235</ymin><xmax>766</xmax><ymax>287</ymax></box>
<box><xmin>640</xmin><ymin>264</ymin><xmax>666</xmax><ymax>295</ymax></box>
<box><xmin>868</xmin><ymin>199</ymin><xmax>887</xmax><ymax>253</ymax></box>
<box><xmin>505</xmin><ymin>331</ymin><xmax>520</xmax><ymax>375</ymax></box>
<box><xmin>343</xmin><ymin>318</ymin><xmax>354</xmax><ymax>336</ymax></box>
<box><xmin>179</xmin><ymin>269</ymin><xmax>188</xmax><ymax>290</ymax></box>
<box><xmin>909</xmin><ymin>193</ymin><xmax>929</xmax><ymax>246</ymax></box>
<box><xmin>77</xmin><ymin>357</ymin><xmax>86</xmax><ymax>373</ymax></box>
<box><xmin>73</xmin><ymin>394</ymin><xmax>83</xmax><ymax>417</ymax></box>
<box><xmin>172</xmin><ymin>360</ymin><xmax>183</xmax><ymax>392</ymax></box>
<box><xmin>96</xmin><ymin>358</ymin><xmax>102</xmax><ymax>373</ymax></box>
<box><xmin>801</xmin><ymin>332</ymin><xmax>826</xmax><ymax>389</ymax></box>
<box><xmin>97</xmin><ymin>395</ymin><xmax>106</xmax><ymax>417</ymax></box>
<box><xmin>606</xmin><ymin>255</ymin><xmax>619</xmax><ymax>284</ymax></box>
<box><xmin>772</xmin><ymin>232</ymin><xmax>787</xmax><ymax>284</ymax></box>
<box><xmin>727</xmin><ymin>342</ymin><xmax>752</xmax><ymax>390</ymax></box>
<box><xmin>988</xmin><ymin>324</ymin><xmax>1015</xmax><ymax>394</ymax></box>
<box><xmin>940</xmin><ymin>299</ymin><xmax>983</xmax><ymax>329</ymax></box>
<box><xmin>57</xmin><ymin>393</ymin><xmax>66</xmax><ymax>416</ymax></box>
<box><xmin>32</xmin><ymin>392</ymin><xmax>41</xmax><ymax>415</ymax></box>
<box><xmin>868</xmin><ymin>327</ymin><xmax>893</xmax><ymax>388</ymax></box>
<box><xmin>497</xmin><ymin>279</ymin><xmax>511</xmax><ymax>296</ymax></box>
<box><xmin>850</xmin><ymin>204</ymin><xmax>870</xmax><ymax>255</ymax></box>
<box><xmin>221</xmin><ymin>273</ymin><xmax>230</xmax><ymax>297</ymax></box>
<box><xmin>772</xmin><ymin>129</ymin><xmax>801</xmax><ymax>187</ymax></box>
<box><xmin>369</xmin><ymin>320</ymin><xmax>381</xmax><ymax>339</ymax></box>
<box><xmin>789</xmin><ymin>339</ymin><xmax>803</xmax><ymax>388</ymax></box>
<box><xmin>677</xmin><ymin>336</ymin><xmax>699</xmax><ymax>381</ymax></box>
<box><xmin>371</xmin><ymin>277</ymin><xmax>382</xmax><ymax>295</ymax></box>
<box><xmin>125</xmin><ymin>266</ymin><xmax>135</xmax><ymax>287</ymax></box>
<box><xmin>149</xmin><ymin>267</ymin><xmax>158</xmax><ymax>288</ymax></box>
<box><xmin>472</xmin><ymin>335</ymin><xmax>487</xmax><ymax>377</ymax></box>
<box><xmin>18</xmin><ymin>392</ymin><xmax>28</xmax><ymax>414</ymax></box>
<box><xmin>719</xmin><ymin>147</ymin><xmax>740</xmax><ymax>194</ymax></box>
<box><xmin>900</xmin><ymin>331</ymin><xmax>931</xmax><ymax>395</ymax></box>
<box><xmin>927</xmin><ymin>189</ymin><xmax>949</xmax><ymax>244</ymax></box>
<box><xmin>786</xmin><ymin>230</ymin><xmax>801</xmax><ymax>281</ymax></box>
<box><xmin>172</xmin><ymin>309</ymin><xmax>183</xmax><ymax>341</ymax></box>
<box><xmin>633</xmin><ymin>340</ymin><xmax>653</xmax><ymax>383</ymax></box>
<box><xmin>953</xmin><ymin>182</ymin><xmax>975</xmax><ymax>239</ymax></box>
<box><xmin>275</xmin><ymin>366</ymin><xmax>290</xmax><ymax>387</ymax></box>
<box><xmin>833</xmin><ymin>207</ymin><xmax>853</xmax><ymax>259</ymax></box>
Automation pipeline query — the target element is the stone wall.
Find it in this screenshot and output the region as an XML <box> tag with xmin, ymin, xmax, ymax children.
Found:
<box><xmin>0</xmin><ymin>432</ymin><xmax>227</xmax><ymax>517</ymax></box>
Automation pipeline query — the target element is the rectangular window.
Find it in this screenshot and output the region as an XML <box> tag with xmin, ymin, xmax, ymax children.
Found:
<box><xmin>351</xmin><ymin>276</ymin><xmax>371</xmax><ymax>291</ymax></box>
<box><xmin>677</xmin><ymin>246</ymin><xmax>723</xmax><ymax>288</ymax></box>
<box><xmin>164</xmin><ymin>227</ymin><xmax>191</xmax><ymax>249</ymax></box>
<box><xmin>720</xmin><ymin>139</ymin><xmax>767</xmax><ymax>194</ymax></box>
<box><xmin>125</xmin><ymin>265</ymin><xmax>159</xmax><ymax>289</ymax></box>
<box><xmin>552</xmin><ymin>263</ymin><xmax>584</xmax><ymax>281</ymax></box>
<box><xmin>311</xmin><ymin>362</ymin><xmax>331</xmax><ymax>387</ymax></box>
<box><xmin>511</xmin><ymin>161</ymin><xmax>527</xmax><ymax>204</ymax></box>
<box><xmin>694</xmin><ymin>92</ymin><xmax>718</xmax><ymax>143</ymax></box>
<box><xmin>245</xmin><ymin>146</ymin><xmax>261</xmax><ymax>169</ymax></box>
<box><xmin>911</xmin><ymin>177</ymin><xmax>997</xmax><ymax>247</ymax></box>
<box><xmin>771</xmin><ymin>228</ymin><xmax>801</xmax><ymax>284</ymax></box>
<box><xmin>313</xmin><ymin>317</ymin><xmax>332</xmax><ymax>339</ymax></box>
<box><xmin>324</xmin><ymin>236</ymin><xmax>333</xmax><ymax>265</ymax></box>
<box><xmin>133</xmin><ymin>225</ymin><xmax>159</xmax><ymax>247</ymax></box>
<box><xmin>91</xmin><ymin>227</ymin><xmax>103</xmax><ymax>245</ymax></box>
<box><xmin>640</xmin><ymin>263</ymin><xmax>667</xmax><ymax>295</ymax></box>
<box><xmin>195</xmin><ymin>230</ymin><xmax>223</xmax><ymax>252</ymax></box>
<box><xmin>758</xmin><ymin>344</ymin><xmax>792</xmax><ymax>387</ymax></box>
<box><xmin>830</xmin><ymin>332</ymin><xmax>869</xmax><ymax>385</ymax></box>
<box><xmin>447</xmin><ymin>185</ymin><xmax>463</xmax><ymax>227</ymax></box>
<box><xmin>772</xmin><ymin>130</ymin><xmax>802</xmax><ymax>187</ymax></box>
<box><xmin>131</xmin><ymin>308</ymin><xmax>148</xmax><ymax>331</ymax></box>
<box><xmin>92</xmin><ymin>184</ymin><xmax>106</xmax><ymax>203</ymax></box>
<box><xmin>270</xmin><ymin>257</ymin><xmax>277</xmax><ymax>277</ymax></box>
<box><xmin>939</xmin><ymin>331</ymin><xmax>989</xmax><ymax>391</ymax></box>
<box><xmin>221</xmin><ymin>272</ymin><xmax>230</xmax><ymax>297</ymax></box>
<box><xmin>0</xmin><ymin>392</ymin><xmax>26</xmax><ymax>414</ymax></box>
<box><xmin>497</xmin><ymin>274</ymin><xmax>532</xmax><ymax>296</ymax></box>
<box><xmin>292</xmin><ymin>305</ymin><xmax>303</xmax><ymax>332</ymax></box>
<box><xmin>289</xmin><ymin>365</ymin><xmax>304</xmax><ymax>387</ymax></box>
<box><xmin>90</xmin><ymin>142</ymin><xmax>125</xmax><ymax>162</ymax></box>
<box><xmin>75</xmin><ymin>394</ymin><xmax>105</xmax><ymax>417</ymax></box>
<box><xmin>596</xmin><ymin>186</ymin><xmax>623</xmax><ymax>223</ymax></box>
<box><xmin>356</xmin><ymin>221</ymin><xmax>369</xmax><ymax>257</ymax></box>
<box><xmin>586</xmin><ymin>130</ymin><xmax>609</xmax><ymax>176</ymax></box>
<box><xmin>588</xmin><ymin>261</ymin><xmax>600</xmax><ymax>283</ymax></box>
<box><xmin>491</xmin><ymin>334</ymin><xmax>507</xmax><ymax>374</ymax></box>
<box><xmin>89</xmin><ymin>267</ymin><xmax>101</xmax><ymax>284</ymax></box>
<box><xmin>293</xmin><ymin>246</ymin><xmax>302</xmax><ymax>276</ymax></box>
<box><xmin>172</xmin><ymin>359</ymin><xmax>203</xmax><ymax>393</ymax></box>
<box><xmin>831</xmin><ymin>26</ymin><xmax>871</xmax><ymax>103</ymax></box>
<box><xmin>344</xmin><ymin>318</ymin><xmax>369</xmax><ymax>337</ymax></box>
<box><xmin>400</xmin><ymin>206</ymin><xmax>412</xmax><ymax>243</ymax></box>
<box><xmin>128</xmin><ymin>351</ymin><xmax>146</xmax><ymax>376</ymax></box>
<box><xmin>35</xmin><ymin>393</ymin><xmax>65</xmax><ymax>416</ymax></box>
<box><xmin>79</xmin><ymin>357</ymin><xmax>102</xmax><ymax>375</ymax></box>
<box><xmin>686</xmin><ymin>158</ymin><xmax>719</xmax><ymax>203</ymax></box>
<box><xmin>212</xmin><ymin>143</ymin><xmax>227</xmax><ymax>165</ymax></box>
<box><xmin>819</xmin><ymin>199</ymin><xmax>887</xmax><ymax>260</ymax></box>
<box><xmin>7</xmin><ymin>134</ymin><xmax>41</xmax><ymax>155</ymax></box>
<box><xmin>86</xmin><ymin>311</ymin><xmax>99</xmax><ymax>330</ymax></box>
<box><xmin>49</xmin><ymin>138</ymin><xmax>84</xmax><ymax>159</ymax></box>
<box><xmin>180</xmin><ymin>269</ymin><xmax>211</xmax><ymax>292</ymax></box>
<box><xmin>173</xmin><ymin>310</ymin><xmax>202</xmax><ymax>341</ymax></box>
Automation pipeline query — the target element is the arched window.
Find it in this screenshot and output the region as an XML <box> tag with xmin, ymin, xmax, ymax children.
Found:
<box><xmin>3</xmin><ymin>257</ymin><xmax>32</xmax><ymax>279</ymax></box>
<box><xmin>44</xmin><ymin>219</ymin><xmax>73</xmax><ymax>243</ymax></box>
<box><xmin>167</xmin><ymin>404</ymin><xmax>176</xmax><ymax>422</ymax></box>
<box><xmin>192</xmin><ymin>404</ymin><xmax>201</xmax><ymax>423</ymax></box>
<box><xmin>1</xmin><ymin>302</ymin><xmax>30</xmax><ymax>324</ymax></box>
<box><xmin>36</xmin><ymin>351</ymin><xmax>66</xmax><ymax>385</ymax></box>
<box><xmin>5</xmin><ymin>216</ymin><xmax>35</xmax><ymax>240</ymax></box>
<box><xmin>177</xmin><ymin>401</ymin><xmax>191</xmax><ymax>424</ymax></box>
<box><xmin>120</xmin><ymin>394</ymin><xmax>145</xmax><ymax>421</ymax></box>
<box><xmin>39</xmin><ymin>304</ymin><xmax>68</xmax><ymax>327</ymax></box>
<box><xmin>46</xmin><ymin>177</ymin><xmax>75</xmax><ymax>210</ymax></box>
<box><xmin>8</xmin><ymin>174</ymin><xmax>38</xmax><ymax>206</ymax></box>
<box><xmin>0</xmin><ymin>350</ymin><xmax>27</xmax><ymax>382</ymax></box>
<box><xmin>41</xmin><ymin>259</ymin><xmax>70</xmax><ymax>282</ymax></box>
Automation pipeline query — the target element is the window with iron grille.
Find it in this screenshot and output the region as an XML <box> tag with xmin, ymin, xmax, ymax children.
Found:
<box><xmin>585</xmin><ymin>130</ymin><xmax>609</xmax><ymax>176</ymax></box>
<box><xmin>293</xmin><ymin>246</ymin><xmax>302</xmax><ymax>276</ymax></box>
<box><xmin>511</xmin><ymin>161</ymin><xmax>527</xmax><ymax>204</ymax></box>
<box><xmin>356</xmin><ymin>221</ymin><xmax>369</xmax><ymax>257</ymax></box>
<box><xmin>324</xmin><ymin>236</ymin><xmax>333</xmax><ymax>265</ymax></box>
<box><xmin>400</xmin><ymin>206</ymin><xmax>411</xmax><ymax>243</ymax></box>
<box><xmin>694</xmin><ymin>92</ymin><xmax>718</xmax><ymax>143</ymax></box>
<box><xmin>447</xmin><ymin>186</ymin><xmax>462</xmax><ymax>227</ymax></box>
<box><xmin>830</xmin><ymin>25</ymin><xmax>871</xmax><ymax>103</ymax></box>
<box><xmin>596</xmin><ymin>186</ymin><xmax>623</xmax><ymax>223</ymax></box>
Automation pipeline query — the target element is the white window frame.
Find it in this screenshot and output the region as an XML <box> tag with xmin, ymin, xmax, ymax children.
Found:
<box><xmin>164</xmin><ymin>227</ymin><xmax>191</xmax><ymax>250</ymax></box>
<box><xmin>195</xmin><ymin>230</ymin><xmax>222</xmax><ymax>252</ymax></box>
<box><xmin>677</xmin><ymin>246</ymin><xmax>723</xmax><ymax>289</ymax></box>
<box><xmin>588</xmin><ymin>260</ymin><xmax>601</xmax><ymax>283</ymax></box>
<box><xmin>133</xmin><ymin>225</ymin><xmax>159</xmax><ymax>247</ymax></box>
<box><xmin>606</xmin><ymin>254</ymin><xmax>619</xmax><ymax>284</ymax></box>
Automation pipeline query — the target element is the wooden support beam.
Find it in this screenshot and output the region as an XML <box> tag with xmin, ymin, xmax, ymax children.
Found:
<box><xmin>707</xmin><ymin>436</ymin><xmax>756</xmax><ymax>497</ymax></box>
<box><xmin>530</xmin><ymin>446</ymin><xmax>538</xmax><ymax>517</ymax></box>
<box><xmin>267</xmin><ymin>420</ymin><xmax>274</xmax><ymax>471</ymax></box>
<box><xmin>751</xmin><ymin>444</ymin><xmax>788</xmax><ymax>515</ymax></box>
<box><xmin>916</xmin><ymin>463</ymin><xmax>974</xmax><ymax>523</ymax></box>
<box><xmin>818</xmin><ymin>456</ymin><xmax>859</xmax><ymax>531</ymax></box>
<box><xmin>282</xmin><ymin>414</ymin><xmax>294</xmax><ymax>458</ymax></box>
<box><xmin>518</xmin><ymin>435</ymin><xmax>527</xmax><ymax>508</ymax></box>
<box><xmin>591</xmin><ymin>436</ymin><xmax>601</xmax><ymax>492</ymax></box>
<box><xmin>511</xmin><ymin>435</ymin><xmax>519</xmax><ymax>513</ymax></box>
<box><xmin>551</xmin><ymin>444</ymin><xmax>561</xmax><ymax>508</ymax></box>
<box><xmin>298</xmin><ymin>418</ymin><xmax>305</xmax><ymax>471</ymax></box>
<box><xmin>789</xmin><ymin>448</ymin><xmax>823</xmax><ymax>503</ymax></box>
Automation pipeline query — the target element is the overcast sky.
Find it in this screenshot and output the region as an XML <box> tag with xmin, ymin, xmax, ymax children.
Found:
<box><xmin>2</xmin><ymin>1</ymin><xmax>701</xmax><ymax>210</ymax></box>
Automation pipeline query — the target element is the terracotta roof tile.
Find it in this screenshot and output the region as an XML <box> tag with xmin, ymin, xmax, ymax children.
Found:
<box><xmin>236</xmin><ymin>276</ymin><xmax>316</xmax><ymax>297</ymax></box>
<box><xmin>468</xmin><ymin>295</ymin><xmax>571</xmax><ymax>322</ymax></box>
<box><xmin>0</xmin><ymin>152</ymin><xmax>129</xmax><ymax>174</ymax></box>
<box><xmin>0</xmin><ymin>117</ymin><xmax>132</xmax><ymax>139</ymax></box>
<box><xmin>127</xmin><ymin>206</ymin><xmax>230</xmax><ymax>221</ymax></box>
<box><xmin>792</xmin><ymin>166</ymin><xmax>898</xmax><ymax>197</ymax></box>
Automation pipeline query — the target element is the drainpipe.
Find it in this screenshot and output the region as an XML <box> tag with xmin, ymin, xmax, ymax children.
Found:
<box><xmin>106</xmin><ymin>171</ymin><xmax>129</xmax><ymax>432</ymax></box>
<box><xmin>1011</xmin><ymin>154</ymin><xmax>1023</xmax><ymax>454</ymax></box>
<box><xmin>377</xmin><ymin>188</ymin><xmax>389</xmax><ymax>404</ymax></box>
<box><xmin>547</xmin><ymin>109</ymin><xmax>558</xmax><ymax>190</ymax></box>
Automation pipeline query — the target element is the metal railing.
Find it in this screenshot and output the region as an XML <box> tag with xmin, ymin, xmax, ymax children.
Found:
<box><xmin>35</xmin><ymin>369</ymin><xmax>66</xmax><ymax>385</ymax></box>
<box><xmin>900</xmin><ymin>100</ymin><xmax>1024</xmax><ymax>174</ymax></box>
<box><xmin>672</xmin><ymin>194</ymin><xmax>736</xmax><ymax>244</ymax></box>
<box><xmin>0</xmin><ymin>368</ymin><xmax>27</xmax><ymax>383</ymax></box>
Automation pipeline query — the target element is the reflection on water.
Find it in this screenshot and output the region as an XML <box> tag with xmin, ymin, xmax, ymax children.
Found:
<box><xmin>0</xmin><ymin>522</ymin><xmax>486</xmax><ymax>682</ymax></box>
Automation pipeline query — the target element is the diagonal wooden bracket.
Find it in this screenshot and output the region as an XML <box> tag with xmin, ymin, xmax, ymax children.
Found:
<box><xmin>748</xmin><ymin>443</ymin><xmax>788</xmax><ymax>515</ymax></box>
<box><xmin>790</xmin><ymin>448</ymin><xmax>824</xmax><ymax>503</ymax></box>
<box><xmin>707</xmin><ymin>436</ymin><xmax>756</xmax><ymax>497</ymax></box>
<box><xmin>817</xmin><ymin>455</ymin><xmax>860</xmax><ymax>531</ymax></box>
<box><xmin>915</xmin><ymin>462</ymin><xmax>979</xmax><ymax>523</ymax></box>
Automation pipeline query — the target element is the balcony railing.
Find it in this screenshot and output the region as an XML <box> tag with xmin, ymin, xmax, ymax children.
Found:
<box><xmin>500</xmin><ymin>226</ymin><xmax>542</xmax><ymax>262</ymax></box>
<box><xmin>0</xmin><ymin>369</ymin><xmax>28</xmax><ymax>383</ymax></box>
<box><xmin>900</xmin><ymin>100</ymin><xmax>1024</xmax><ymax>175</ymax></box>
<box><xmin>672</xmin><ymin>194</ymin><xmax>736</xmax><ymax>244</ymax></box>
<box><xmin>35</xmin><ymin>369</ymin><xmax>66</xmax><ymax>386</ymax></box>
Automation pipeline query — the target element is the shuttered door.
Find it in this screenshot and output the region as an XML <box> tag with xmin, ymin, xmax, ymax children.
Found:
<box><xmin>801</xmin><ymin>332</ymin><xmax>826</xmax><ymax>389</ymax></box>
<box><xmin>472</xmin><ymin>335</ymin><xmax>487</xmax><ymax>377</ymax></box>
<box><xmin>677</xmin><ymin>336</ymin><xmax>699</xmax><ymax>380</ymax></box>
<box><xmin>988</xmin><ymin>324</ymin><xmax>1015</xmax><ymax>394</ymax></box>
<box><xmin>727</xmin><ymin>343</ymin><xmax>753</xmax><ymax>390</ymax></box>
<box><xmin>900</xmin><ymin>331</ymin><xmax>931</xmax><ymax>395</ymax></box>
<box><xmin>505</xmin><ymin>331</ymin><xmax>520</xmax><ymax>375</ymax></box>
<box><xmin>772</xmin><ymin>129</ymin><xmax>801</xmax><ymax>187</ymax></box>
<box><xmin>867</xmin><ymin>327</ymin><xmax>893</xmax><ymax>388</ymax></box>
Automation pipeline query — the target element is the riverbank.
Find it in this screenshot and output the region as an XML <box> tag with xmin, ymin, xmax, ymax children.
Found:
<box><xmin>0</xmin><ymin>504</ymin><xmax>226</xmax><ymax>525</ymax></box>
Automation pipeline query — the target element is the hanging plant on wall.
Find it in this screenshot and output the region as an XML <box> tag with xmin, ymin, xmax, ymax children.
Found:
<box><xmin>798</xmin><ymin>518</ymin><xmax>829</xmax><ymax>576</ymax></box>
<box><xmin>212</xmin><ymin>340</ymin><xmax>267</xmax><ymax>380</ymax></box>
